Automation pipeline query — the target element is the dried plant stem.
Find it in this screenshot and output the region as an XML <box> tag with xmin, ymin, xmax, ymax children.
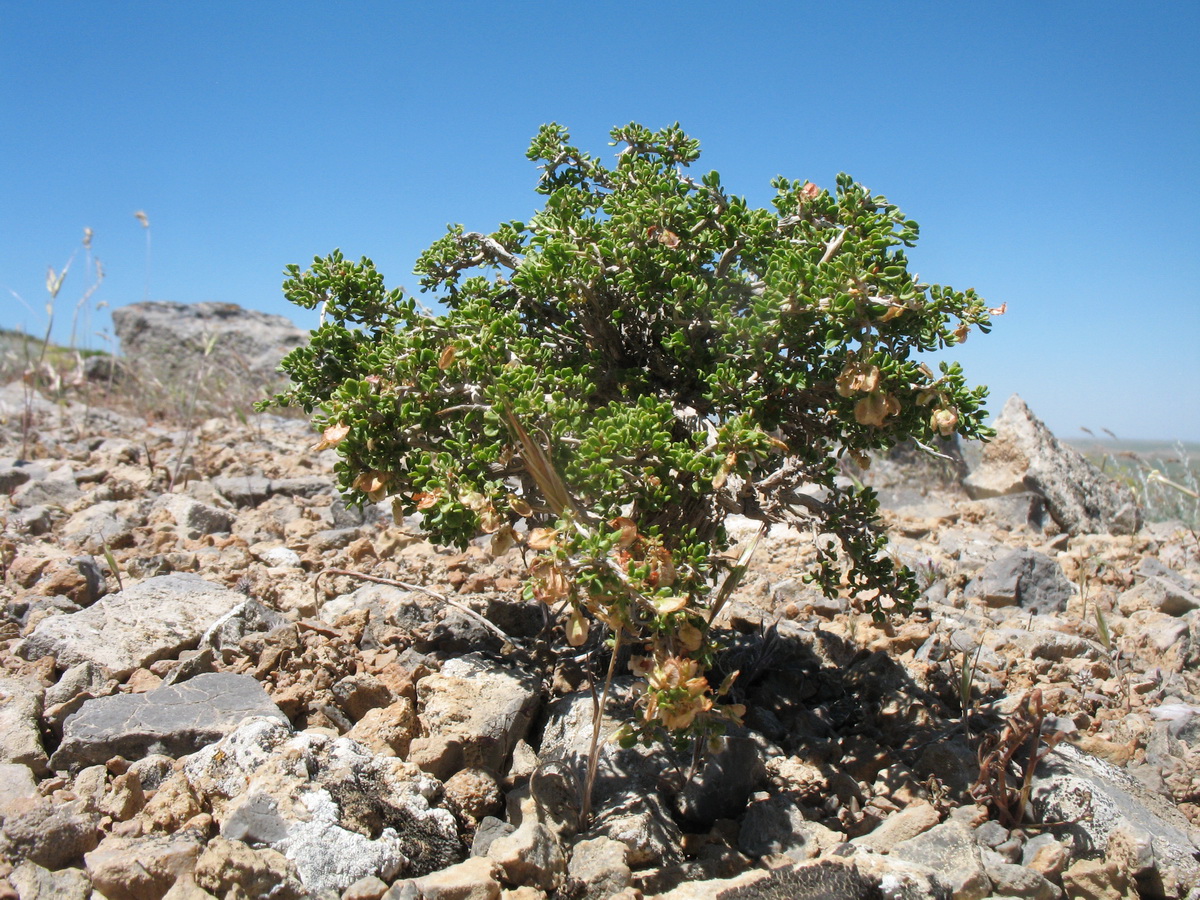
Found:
<box><xmin>581</xmin><ymin>626</ymin><xmax>623</xmax><ymax>828</ymax></box>
<box><xmin>313</xmin><ymin>566</ymin><xmax>521</xmax><ymax>648</ymax></box>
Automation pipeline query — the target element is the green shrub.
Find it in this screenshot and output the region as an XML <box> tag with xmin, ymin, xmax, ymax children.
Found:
<box><xmin>267</xmin><ymin>122</ymin><xmax>995</xmax><ymax>751</ymax></box>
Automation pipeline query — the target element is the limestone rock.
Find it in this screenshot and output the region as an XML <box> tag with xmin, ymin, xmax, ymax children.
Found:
<box><xmin>0</xmin><ymin>799</ymin><xmax>103</xmax><ymax>869</ymax></box>
<box><xmin>192</xmin><ymin>835</ymin><xmax>305</xmax><ymax>900</ymax></box>
<box><xmin>0</xmin><ymin>763</ymin><xmax>38</xmax><ymax>815</ymax></box>
<box><xmin>181</xmin><ymin>717</ymin><xmax>462</xmax><ymax>893</ymax></box>
<box><xmin>566</xmin><ymin>836</ymin><xmax>632</xmax><ymax>900</ymax></box>
<box><xmin>7</xmin><ymin>860</ymin><xmax>92</xmax><ymax>900</ymax></box>
<box><xmin>487</xmin><ymin>820</ymin><xmax>566</xmax><ymax>891</ymax></box>
<box><xmin>112</xmin><ymin>300</ymin><xmax>307</xmax><ymax>383</ymax></box>
<box><xmin>415</xmin><ymin>654</ymin><xmax>540</xmax><ymax>779</ymax></box>
<box><xmin>393</xmin><ymin>856</ymin><xmax>503</xmax><ymax>900</ymax></box>
<box><xmin>15</xmin><ymin>574</ymin><xmax>248</xmax><ymax>679</ymax></box>
<box><xmin>84</xmin><ymin>832</ymin><xmax>204</xmax><ymax>900</ymax></box>
<box><xmin>0</xmin><ymin>678</ymin><xmax>48</xmax><ymax>775</ymax></box>
<box><xmin>963</xmin><ymin>394</ymin><xmax>1140</xmax><ymax>535</ymax></box>
<box><xmin>852</xmin><ymin>801</ymin><xmax>941</xmax><ymax>853</ymax></box>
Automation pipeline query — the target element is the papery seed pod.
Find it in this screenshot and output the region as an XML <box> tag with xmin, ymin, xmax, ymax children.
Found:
<box><xmin>527</xmin><ymin>528</ymin><xmax>558</xmax><ymax>551</ymax></box>
<box><xmin>678</xmin><ymin>621</ymin><xmax>703</xmax><ymax>652</ymax></box>
<box><xmin>610</xmin><ymin>517</ymin><xmax>639</xmax><ymax>549</ymax></box>
<box><xmin>566</xmin><ymin>607</ymin><xmax>589</xmax><ymax>647</ymax></box>
<box><xmin>312</xmin><ymin>421</ymin><xmax>350</xmax><ymax>451</ymax></box>
<box><xmin>854</xmin><ymin>392</ymin><xmax>892</xmax><ymax>427</ymax></box>
<box><xmin>931</xmin><ymin>407</ymin><xmax>959</xmax><ymax>436</ymax></box>
<box><xmin>490</xmin><ymin>525</ymin><xmax>516</xmax><ymax>556</ymax></box>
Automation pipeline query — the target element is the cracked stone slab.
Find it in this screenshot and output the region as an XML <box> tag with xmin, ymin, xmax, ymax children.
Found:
<box><xmin>51</xmin><ymin>672</ymin><xmax>287</xmax><ymax>771</ymax></box>
<box><xmin>15</xmin><ymin>574</ymin><xmax>247</xmax><ymax>679</ymax></box>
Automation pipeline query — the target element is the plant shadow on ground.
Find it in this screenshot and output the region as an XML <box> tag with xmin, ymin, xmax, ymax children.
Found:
<box><xmin>522</xmin><ymin>612</ymin><xmax>991</xmax><ymax>850</ymax></box>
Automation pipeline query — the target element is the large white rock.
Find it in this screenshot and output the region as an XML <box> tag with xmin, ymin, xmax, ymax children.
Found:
<box><xmin>964</xmin><ymin>395</ymin><xmax>1141</xmax><ymax>535</ymax></box>
<box><xmin>15</xmin><ymin>574</ymin><xmax>247</xmax><ymax>679</ymax></box>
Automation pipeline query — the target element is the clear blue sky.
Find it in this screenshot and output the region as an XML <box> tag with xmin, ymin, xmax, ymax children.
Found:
<box><xmin>3</xmin><ymin>2</ymin><xmax>1197</xmax><ymax>441</ymax></box>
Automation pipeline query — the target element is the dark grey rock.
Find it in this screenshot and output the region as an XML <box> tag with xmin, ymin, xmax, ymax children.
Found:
<box><xmin>212</xmin><ymin>473</ymin><xmax>273</xmax><ymax>507</ymax></box>
<box><xmin>966</xmin><ymin>549</ymin><xmax>1074</xmax><ymax>614</ymax></box>
<box><xmin>331</xmin><ymin>496</ymin><xmax>366</xmax><ymax>528</ymax></box>
<box><xmin>14</xmin><ymin>504</ymin><xmax>53</xmax><ymax>534</ymax></box>
<box><xmin>471</xmin><ymin>816</ymin><xmax>515</xmax><ymax>857</ymax></box>
<box><xmin>308</xmin><ymin>527</ymin><xmax>360</xmax><ymax>552</ymax></box>
<box><xmin>51</xmin><ymin>672</ymin><xmax>288</xmax><ymax>770</ymax></box>
<box><xmin>0</xmin><ymin>459</ymin><xmax>42</xmax><ymax>493</ymax></box>
<box><xmin>974</xmin><ymin>492</ymin><xmax>1048</xmax><ymax>533</ymax></box>
<box><xmin>272</xmin><ymin>475</ymin><xmax>334</xmax><ymax>498</ymax></box>
<box><xmin>738</xmin><ymin>794</ymin><xmax>826</xmax><ymax>859</ymax></box>
<box><xmin>67</xmin><ymin>555</ymin><xmax>107</xmax><ymax>606</ymax></box>
<box><xmin>42</xmin><ymin>660</ymin><xmax>119</xmax><ymax>737</ymax></box>
<box><xmin>12</xmin><ymin>471</ymin><xmax>82</xmax><ymax>509</ymax></box>
<box><xmin>964</xmin><ymin>394</ymin><xmax>1141</xmax><ymax>535</ymax></box>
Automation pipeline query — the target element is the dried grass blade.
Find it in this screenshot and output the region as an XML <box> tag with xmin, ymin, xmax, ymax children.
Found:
<box><xmin>501</xmin><ymin>403</ymin><xmax>577</xmax><ymax>517</ymax></box>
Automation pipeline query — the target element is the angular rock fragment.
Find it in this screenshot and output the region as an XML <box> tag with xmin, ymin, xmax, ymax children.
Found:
<box><xmin>413</xmin><ymin>654</ymin><xmax>540</xmax><ymax>779</ymax></box>
<box><xmin>181</xmin><ymin>718</ymin><xmax>462</xmax><ymax>893</ymax></box>
<box><xmin>52</xmin><ymin>672</ymin><xmax>287</xmax><ymax>770</ymax></box>
<box><xmin>0</xmin><ymin>677</ymin><xmax>49</xmax><ymax>774</ymax></box>
<box><xmin>964</xmin><ymin>394</ymin><xmax>1140</xmax><ymax>535</ymax></box>
<box><xmin>966</xmin><ymin>548</ymin><xmax>1074</xmax><ymax>613</ymax></box>
<box><xmin>15</xmin><ymin>574</ymin><xmax>248</xmax><ymax>679</ymax></box>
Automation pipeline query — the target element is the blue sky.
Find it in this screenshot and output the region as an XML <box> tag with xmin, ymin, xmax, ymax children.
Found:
<box><xmin>2</xmin><ymin>2</ymin><xmax>1197</xmax><ymax>441</ymax></box>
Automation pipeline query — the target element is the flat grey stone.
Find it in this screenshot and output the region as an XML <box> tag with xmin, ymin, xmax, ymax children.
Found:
<box><xmin>966</xmin><ymin>549</ymin><xmax>1073</xmax><ymax>614</ymax></box>
<box><xmin>15</xmin><ymin>574</ymin><xmax>247</xmax><ymax>679</ymax></box>
<box><xmin>51</xmin><ymin>672</ymin><xmax>287</xmax><ymax>770</ymax></box>
<box><xmin>211</xmin><ymin>474</ymin><xmax>273</xmax><ymax>507</ymax></box>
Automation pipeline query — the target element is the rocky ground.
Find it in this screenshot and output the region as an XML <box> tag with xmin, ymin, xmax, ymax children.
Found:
<box><xmin>1</xmin><ymin>321</ymin><xmax>1198</xmax><ymax>899</ymax></box>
